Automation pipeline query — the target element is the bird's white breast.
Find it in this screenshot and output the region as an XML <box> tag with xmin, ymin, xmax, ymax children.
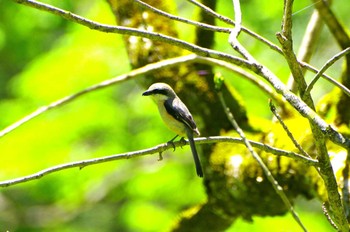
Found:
<box><xmin>156</xmin><ymin>101</ymin><xmax>187</xmax><ymax>137</ymax></box>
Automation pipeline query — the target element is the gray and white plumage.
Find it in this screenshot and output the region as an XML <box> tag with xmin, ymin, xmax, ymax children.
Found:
<box><xmin>142</xmin><ymin>83</ymin><xmax>203</xmax><ymax>177</ymax></box>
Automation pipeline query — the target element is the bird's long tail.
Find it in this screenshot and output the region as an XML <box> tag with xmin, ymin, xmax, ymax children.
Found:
<box><xmin>186</xmin><ymin>129</ymin><xmax>203</xmax><ymax>177</ymax></box>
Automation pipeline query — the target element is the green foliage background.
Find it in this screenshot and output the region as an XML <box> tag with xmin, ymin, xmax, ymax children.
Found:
<box><xmin>0</xmin><ymin>0</ymin><xmax>348</xmax><ymax>231</ymax></box>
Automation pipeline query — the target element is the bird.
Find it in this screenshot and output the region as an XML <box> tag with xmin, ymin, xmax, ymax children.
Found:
<box><xmin>142</xmin><ymin>82</ymin><xmax>203</xmax><ymax>177</ymax></box>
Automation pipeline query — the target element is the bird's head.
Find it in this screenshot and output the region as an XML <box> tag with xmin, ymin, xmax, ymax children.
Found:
<box><xmin>142</xmin><ymin>83</ymin><xmax>176</xmax><ymax>101</ymax></box>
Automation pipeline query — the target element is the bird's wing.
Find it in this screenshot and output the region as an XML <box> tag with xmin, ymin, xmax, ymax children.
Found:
<box><xmin>164</xmin><ymin>98</ymin><xmax>198</xmax><ymax>132</ymax></box>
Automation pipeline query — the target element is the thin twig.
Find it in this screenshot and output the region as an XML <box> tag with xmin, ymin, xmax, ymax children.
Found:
<box><xmin>187</xmin><ymin>0</ymin><xmax>235</xmax><ymax>25</ymax></box>
<box><xmin>305</xmin><ymin>47</ymin><xmax>350</xmax><ymax>95</ymax></box>
<box><xmin>228</xmin><ymin>0</ymin><xmax>258</xmax><ymax>66</ymax></box>
<box><xmin>228</xmin><ymin>0</ymin><xmax>251</xmax><ymax>60</ymax></box>
<box><xmin>200</xmin><ymin>58</ymin><xmax>285</xmax><ymax>107</ymax></box>
<box><xmin>300</xmin><ymin>62</ymin><xmax>350</xmax><ymax>98</ymax></box>
<box><xmin>0</xmin><ymin>136</ymin><xmax>318</xmax><ymax>187</ymax></box>
<box><xmin>134</xmin><ymin>0</ymin><xmax>231</xmax><ymax>33</ymax></box>
<box><xmin>269</xmin><ymin>100</ymin><xmax>311</xmax><ymax>158</ymax></box>
<box><xmin>231</xmin><ymin>0</ymin><xmax>241</xmax><ymax>34</ymax></box>
<box><xmin>12</xmin><ymin>0</ymin><xmax>249</xmax><ymax>67</ymax></box>
<box><xmin>186</xmin><ymin>0</ymin><xmax>282</xmax><ymax>53</ymax></box>
<box><xmin>0</xmin><ymin>54</ymin><xmax>285</xmax><ymax>140</ymax></box>
<box><xmin>229</xmin><ymin>0</ymin><xmax>242</xmax><ymax>48</ymax></box>
<box><xmin>217</xmin><ymin>88</ymin><xmax>308</xmax><ymax>232</ymax></box>
<box><xmin>0</xmin><ymin>55</ymin><xmax>199</xmax><ymax>139</ymax></box>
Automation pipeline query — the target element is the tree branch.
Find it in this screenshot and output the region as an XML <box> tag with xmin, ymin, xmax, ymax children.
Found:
<box><xmin>14</xmin><ymin>0</ymin><xmax>350</xmax><ymax>126</ymax></box>
<box><xmin>8</xmin><ymin>0</ymin><xmax>350</xmax><ymax>229</ymax></box>
<box><xmin>305</xmin><ymin>47</ymin><xmax>350</xmax><ymax>96</ymax></box>
<box><xmin>187</xmin><ymin>0</ymin><xmax>349</xmax><ymax>99</ymax></box>
<box><xmin>0</xmin><ymin>54</ymin><xmax>199</xmax><ymax>139</ymax></box>
<box><xmin>134</xmin><ymin>0</ymin><xmax>230</xmax><ymax>34</ymax></box>
<box><xmin>287</xmin><ymin>10</ymin><xmax>323</xmax><ymax>92</ymax></box>
<box><xmin>269</xmin><ymin>100</ymin><xmax>310</xmax><ymax>158</ymax></box>
<box><xmin>13</xmin><ymin>0</ymin><xmax>348</xmax><ymax>100</ymax></box>
<box><xmin>277</xmin><ymin>0</ymin><xmax>309</xmax><ymax>100</ymax></box>
<box><xmin>278</xmin><ymin>1</ymin><xmax>348</xmax><ymax>230</ymax></box>
<box><xmin>312</xmin><ymin>0</ymin><xmax>350</xmax><ymax>50</ymax></box>
<box><xmin>216</xmin><ymin>83</ymin><xmax>308</xmax><ymax>232</ymax></box>
<box><xmin>0</xmin><ymin>136</ymin><xmax>318</xmax><ymax>187</ymax></box>
<box><xmin>187</xmin><ymin>0</ymin><xmax>282</xmax><ymax>53</ymax></box>
<box><xmin>12</xmin><ymin>0</ymin><xmax>250</xmax><ymax>67</ymax></box>
<box><xmin>0</xmin><ymin>54</ymin><xmax>285</xmax><ymax>140</ymax></box>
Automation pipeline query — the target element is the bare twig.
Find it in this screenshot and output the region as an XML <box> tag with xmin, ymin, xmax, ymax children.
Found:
<box><xmin>0</xmin><ymin>54</ymin><xmax>286</xmax><ymax>140</ymax></box>
<box><xmin>202</xmin><ymin>59</ymin><xmax>285</xmax><ymax>106</ymax></box>
<box><xmin>228</xmin><ymin>0</ymin><xmax>259</xmax><ymax>69</ymax></box>
<box><xmin>187</xmin><ymin>0</ymin><xmax>348</xmax><ymax>98</ymax></box>
<box><xmin>228</xmin><ymin>0</ymin><xmax>254</xmax><ymax>61</ymax></box>
<box><xmin>228</xmin><ymin>0</ymin><xmax>242</xmax><ymax>49</ymax></box>
<box><xmin>12</xmin><ymin>0</ymin><xmax>249</xmax><ymax>67</ymax></box>
<box><xmin>301</xmin><ymin>63</ymin><xmax>350</xmax><ymax>98</ymax></box>
<box><xmin>305</xmin><ymin>47</ymin><xmax>350</xmax><ymax>96</ymax></box>
<box><xmin>134</xmin><ymin>0</ymin><xmax>231</xmax><ymax>33</ymax></box>
<box><xmin>216</xmin><ymin>85</ymin><xmax>308</xmax><ymax>232</ymax></box>
<box><xmin>187</xmin><ymin>0</ymin><xmax>235</xmax><ymax>25</ymax></box>
<box><xmin>269</xmin><ymin>100</ymin><xmax>311</xmax><ymax>158</ymax></box>
<box><xmin>231</xmin><ymin>0</ymin><xmax>241</xmax><ymax>34</ymax></box>
<box><xmin>0</xmin><ymin>136</ymin><xmax>318</xmax><ymax>187</ymax></box>
<box><xmin>186</xmin><ymin>0</ymin><xmax>282</xmax><ymax>53</ymax></box>
<box><xmin>0</xmin><ymin>55</ymin><xmax>199</xmax><ymax>139</ymax></box>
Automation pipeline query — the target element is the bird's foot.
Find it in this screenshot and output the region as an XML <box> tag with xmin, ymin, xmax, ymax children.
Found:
<box><xmin>167</xmin><ymin>135</ymin><xmax>179</xmax><ymax>151</ymax></box>
<box><xmin>179</xmin><ymin>137</ymin><xmax>186</xmax><ymax>148</ymax></box>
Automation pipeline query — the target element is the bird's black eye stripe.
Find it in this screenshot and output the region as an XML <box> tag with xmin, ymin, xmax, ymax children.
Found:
<box><xmin>151</xmin><ymin>89</ymin><xmax>168</xmax><ymax>95</ymax></box>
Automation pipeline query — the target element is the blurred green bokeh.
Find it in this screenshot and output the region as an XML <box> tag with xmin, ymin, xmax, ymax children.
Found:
<box><xmin>0</xmin><ymin>0</ymin><xmax>348</xmax><ymax>231</ymax></box>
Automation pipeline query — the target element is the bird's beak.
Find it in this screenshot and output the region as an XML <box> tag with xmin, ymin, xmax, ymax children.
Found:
<box><xmin>142</xmin><ymin>90</ymin><xmax>152</xmax><ymax>96</ymax></box>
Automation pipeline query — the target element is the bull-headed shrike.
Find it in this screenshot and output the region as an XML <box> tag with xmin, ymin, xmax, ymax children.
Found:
<box><xmin>142</xmin><ymin>83</ymin><xmax>203</xmax><ymax>177</ymax></box>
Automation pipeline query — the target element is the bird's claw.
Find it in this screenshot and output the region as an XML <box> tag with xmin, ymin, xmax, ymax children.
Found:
<box><xmin>179</xmin><ymin>137</ymin><xmax>186</xmax><ymax>149</ymax></box>
<box><xmin>167</xmin><ymin>140</ymin><xmax>176</xmax><ymax>151</ymax></box>
<box><xmin>167</xmin><ymin>134</ymin><xmax>179</xmax><ymax>151</ymax></box>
